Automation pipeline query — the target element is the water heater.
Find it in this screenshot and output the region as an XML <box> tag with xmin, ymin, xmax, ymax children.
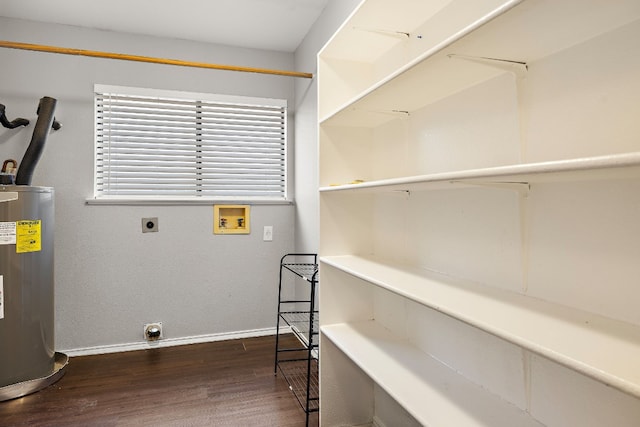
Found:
<box><xmin>0</xmin><ymin>98</ymin><xmax>67</xmax><ymax>401</ymax></box>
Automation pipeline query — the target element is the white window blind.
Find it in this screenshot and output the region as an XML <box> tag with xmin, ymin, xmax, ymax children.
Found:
<box><xmin>94</xmin><ymin>85</ymin><xmax>287</xmax><ymax>201</ymax></box>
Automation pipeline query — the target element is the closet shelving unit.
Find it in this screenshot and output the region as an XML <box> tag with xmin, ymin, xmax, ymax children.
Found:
<box><xmin>274</xmin><ymin>253</ymin><xmax>319</xmax><ymax>425</ymax></box>
<box><xmin>318</xmin><ymin>0</ymin><xmax>640</xmax><ymax>426</ymax></box>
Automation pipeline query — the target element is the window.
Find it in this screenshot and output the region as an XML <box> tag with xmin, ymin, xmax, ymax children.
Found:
<box><xmin>94</xmin><ymin>85</ymin><xmax>287</xmax><ymax>202</ymax></box>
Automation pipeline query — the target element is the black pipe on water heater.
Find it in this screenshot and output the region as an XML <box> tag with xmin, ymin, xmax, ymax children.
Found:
<box><xmin>0</xmin><ymin>104</ymin><xmax>29</xmax><ymax>129</ymax></box>
<box><xmin>15</xmin><ymin>96</ymin><xmax>58</xmax><ymax>186</ymax></box>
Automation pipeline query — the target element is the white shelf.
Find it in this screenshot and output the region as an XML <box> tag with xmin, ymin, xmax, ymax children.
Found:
<box><xmin>322</xmin><ymin>321</ymin><xmax>543</xmax><ymax>427</ymax></box>
<box><xmin>320</xmin><ymin>255</ymin><xmax>640</xmax><ymax>399</ymax></box>
<box><xmin>320</xmin><ymin>0</ymin><xmax>521</xmax><ymax>64</ymax></box>
<box><xmin>318</xmin><ymin>0</ymin><xmax>523</xmax><ymax>122</ymax></box>
<box><xmin>320</xmin><ymin>152</ymin><xmax>640</xmax><ymax>193</ymax></box>
<box><xmin>319</xmin><ymin>0</ymin><xmax>640</xmax><ymax>125</ymax></box>
<box><xmin>319</xmin><ymin>0</ymin><xmax>640</xmax><ymax>423</ymax></box>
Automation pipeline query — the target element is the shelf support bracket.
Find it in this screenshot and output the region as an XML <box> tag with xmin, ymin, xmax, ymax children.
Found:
<box><xmin>450</xmin><ymin>180</ymin><xmax>530</xmax><ymax>196</ymax></box>
<box><xmin>356</xmin><ymin>108</ymin><xmax>410</xmax><ymax>117</ymax></box>
<box><xmin>352</xmin><ymin>26</ymin><xmax>411</xmax><ymax>39</ymax></box>
<box><xmin>448</xmin><ymin>53</ymin><xmax>531</xmax><ymax>164</ymax></box>
<box><xmin>447</xmin><ymin>54</ymin><xmax>528</xmax><ymax>78</ymax></box>
<box><xmin>452</xmin><ymin>181</ymin><xmax>533</xmax><ymax>293</ymax></box>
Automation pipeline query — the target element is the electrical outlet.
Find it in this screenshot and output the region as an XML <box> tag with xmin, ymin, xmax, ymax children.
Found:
<box><xmin>144</xmin><ymin>322</ymin><xmax>163</xmax><ymax>341</ymax></box>
<box><xmin>263</xmin><ymin>226</ymin><xmax>273</xmax><ymax>241</ymax></box>
<box><xmin>142</xmin><ymin>217</ymin><xmax>158</xmax><ymax>233</ymax></box>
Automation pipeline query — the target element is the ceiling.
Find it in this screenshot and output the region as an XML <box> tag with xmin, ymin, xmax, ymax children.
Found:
<box><xmin>0</xmin><ymin>0</ymin><xmax>330</xmax><ymax>52</ymax></box>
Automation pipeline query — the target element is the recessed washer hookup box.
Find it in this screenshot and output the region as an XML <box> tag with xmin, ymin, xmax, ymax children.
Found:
<box><xmin>213</xmin><ymin>205</ymin><xmax>250</xmax><ymax>234</ymax></box>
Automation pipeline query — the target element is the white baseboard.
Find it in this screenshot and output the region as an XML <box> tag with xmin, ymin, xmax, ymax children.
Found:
<box><xmin>372</xmin><ymin>416</ymin><xmax>388</xmax><ymax>427</ymax></box>
<box><xmin>351</xmin><ymin>419</ymin><xmax>385</xmax><ymax>427</ymax></box>
<box><xmin>62</xmin><ymin>327</ymin><xmax>278</xmax><ymax>357</ymax></box>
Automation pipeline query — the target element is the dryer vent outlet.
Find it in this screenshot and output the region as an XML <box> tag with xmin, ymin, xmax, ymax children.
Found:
<box><xmin>142</xmin><ymin>217</ymin><xmax>158</xmax><ymax>233</ymax></box>
<box><xmin>144</xmin><ymin>322</ymin><xmax>163</xmax><ymax>341</ymax></box>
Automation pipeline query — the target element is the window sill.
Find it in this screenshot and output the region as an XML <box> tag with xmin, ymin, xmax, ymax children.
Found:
<box><xmin>85</xmin><ymin>197</ymin><xmax>294</xmax><ymax>206</ymax></box>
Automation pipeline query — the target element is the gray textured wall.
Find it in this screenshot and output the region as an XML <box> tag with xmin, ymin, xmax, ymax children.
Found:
<box><xmin>293</xmin><ymin>0</ymin><xmax>361</xmax><ymax>254</ymax></box>
<box><xmin>0</xmin><ymin>16</ymin><xmax>296</xmax><ymax>352</ymax></box>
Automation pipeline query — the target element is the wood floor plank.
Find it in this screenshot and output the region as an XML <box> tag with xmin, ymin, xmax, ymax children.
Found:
<box><xmin>0</xmin><ymin>335</ymin><xmax>318</xmax><ymax>426</ymax></box>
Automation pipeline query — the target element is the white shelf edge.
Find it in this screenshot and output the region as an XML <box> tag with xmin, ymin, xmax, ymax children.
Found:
<box><xmin>318</xmin><ymin>0</ymin><xmax>524</xmax><ymax>125</ymax></box>
<box><xmin>321</xmin><ymin>321</ymin><xmax>543</xmax><ymax>427</ymax></box>
<box><xmin>319</xmin><ymin>151</ymin><xmax>640</xmax><ymax>193</ymax></box>
<box><xmin>319</xmin><ymin>255</ymin><xmax>640</xmax><ymax>398</ymax></box>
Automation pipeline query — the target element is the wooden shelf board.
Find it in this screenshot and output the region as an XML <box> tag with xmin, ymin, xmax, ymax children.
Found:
<box><xmin>322</xmin><ymin>321</ymin><xmax>543</xmax><ymax>427</ymax></box>
<box><xmin>320</xmin><ymin>255</ymin><xmax>640</xmax><ymax>398</ymax></box>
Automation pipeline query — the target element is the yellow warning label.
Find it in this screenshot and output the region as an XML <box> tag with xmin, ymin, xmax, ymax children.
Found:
<box><xmin>16</xmin><ymin>220</ymin><xmax>41</xmax><ymax>253</ymax></box>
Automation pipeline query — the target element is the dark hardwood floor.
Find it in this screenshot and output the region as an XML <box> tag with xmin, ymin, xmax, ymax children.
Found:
<box><xmin>0</xmin><ymin>335</ymin><xmax>318</xmax><ymax>426</ymax></box>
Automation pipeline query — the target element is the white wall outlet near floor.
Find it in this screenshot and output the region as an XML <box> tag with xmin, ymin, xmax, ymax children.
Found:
<box><xmin>263</xmin><ymin>226</ymin><xmax>273</xmax><ymax>241</ymax></box>
<box><xmin>143</xmin><ymin>322</ymin><xmax>163</xmax><ymax>341</ymax></box>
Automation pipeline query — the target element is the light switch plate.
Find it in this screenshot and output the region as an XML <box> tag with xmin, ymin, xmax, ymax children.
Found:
<box><xmin>263</xmin><ymin>226</ymin><xmax>273</xmax><ymax>241</ymax></box>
